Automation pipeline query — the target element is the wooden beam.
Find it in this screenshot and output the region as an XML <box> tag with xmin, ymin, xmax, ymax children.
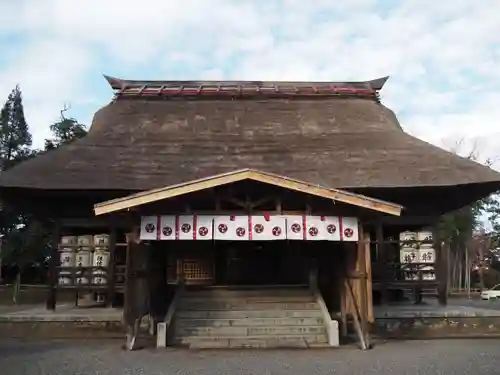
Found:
<box><xmin>365</xmin><ymin>215</ymin><xmax>439</xmax><ymax>226</ymax></box>
<box><xmin>249</xmin><ymin>196</ymin><xmax>274</xmax><ymax>209</ymax></box>
<box><xmin>59</xmin><ymin>216</ymin><xmax>134</xmax><ymax>229</ymax></box>
<box><xmin>94</xmin><ymin>169</ymin><xmax>403</xmax><ymax>216</ymax></box>
<box><xmin>246</xmin><ymin>171</ymin><xmax>402</xmax><ymax>216</ymax></box>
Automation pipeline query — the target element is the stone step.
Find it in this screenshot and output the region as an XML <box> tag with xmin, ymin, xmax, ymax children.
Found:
<box><xmin>178</xmin><ymin>301</ymin><xmax>320</xmax><ymax>311</ymax></box>
<box><xmin>181</xmin><ymin>295</ymin><xmax>316</xmax><ymax>303</ymax></box>
<box><xmin>183</xmin><ymin>287</ymin><xmax>311</xmax><ymax>298</ymax></box>
<box><xmin>176</xmin><ymin>309</ymin><xmax>324</xmax><ymax>319</ymax></box>
<box><xmin>175</xmin><ymin>325</ymin><xmax>327</xmax><ymax>337</ymax></box>
<box><xmin>175</xmin><ymin>317</ymin><xmax>325</xmax><ymax>327</ymax></box>
<box><xmin>173</xmin><ymin>335</ymin><xmax>329</xmax><ymax>349</ymax></box>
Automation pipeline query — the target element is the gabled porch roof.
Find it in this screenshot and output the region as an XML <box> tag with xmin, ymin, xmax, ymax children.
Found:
<box><xmin>93</xmin><ymin>169</ymin><xmax>403</xmax><ymax>216</ymax></box>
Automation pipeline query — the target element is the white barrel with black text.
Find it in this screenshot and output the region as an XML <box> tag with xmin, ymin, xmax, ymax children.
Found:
<box><xmin>94</xmin><ymin>234</ymin><xmax>110</xmax><ymax>247</ymax></box>
<box><xmin>58</xmin><ymin>271</ymin><xmax>73</xmax><ymax>285</ymax></box>
<box><xmin>75</xmin><ymin>272</ymin><xmax>90</xmax><ymax>285</ymax></box>
<box><xmin>59</xmin><ymin>251</ymin><xmax>76</xmax><ymax>268</ymax></box>
<box><xmin>92</xmin><ymin>251</ymin><xmax>110</xmax><ymax>269</ymax></box>
<box><xmin>75</xmin><ymin>250</ymin><xmax>92</xmax><ymax>268</ymax></box>
<box><xmin>60</xmin><ymin>236</ymin><xmax>77</xmax><ymax>247</ymax></box>
<box><xmin>399</xmin><ymin>231</ymin><xmax>418</xmax><ymax>249</ymax></box>
<box><xmin>417</xmin><ymin>230</ymin><xmax>433</xmax><ymax>248</ymax></box>
<box><xmin>77</xmin><ymin>235</ymin><xmax>94</xmax><ymax>247</ymax></box>
<box><xmin>92</xmin><ymin>270</ymin><xmax>107</xmax><ymax>285</ymax></box>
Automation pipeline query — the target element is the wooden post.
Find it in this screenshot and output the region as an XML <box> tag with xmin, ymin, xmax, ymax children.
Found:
<box><xmin>435</xmin><ymin>228</ymin><xmax>448</xmax><ymax>306</ymax></box>
<box><xmin>106</xmin><ymin>222</ymin><xmax>117</xmax><ymax>307</ymax></box>
<box><xmin>357</xmin><ymin>224</ymin><xmax>370</xmax><ymax>349</ymax></box>
<box><xmin>376</xmin><ymin>222</ymin><xmax>388</xmax><ymax>305</ymax></box>
<box><xmin>46</xmin><ymin>220</ymin><xmax>60</xmax><ymax>310</ymax></box>
<box><xmin>123</xmin><ymin>229</ymin><xmax>134</xmax><ymax>324</ymax></box>
<box><xmin>364</xmin><ymin>231</ymin><xmax>374</xmax><ymax>323</ymax></box>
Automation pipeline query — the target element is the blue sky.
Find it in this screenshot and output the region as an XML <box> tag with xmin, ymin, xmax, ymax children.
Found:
<box><xmin>1</xmin><ymin>0</ymin><xmax>500</xmax><ymax>166</ymax></box>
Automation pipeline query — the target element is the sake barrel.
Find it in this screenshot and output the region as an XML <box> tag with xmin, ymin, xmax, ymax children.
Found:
<box><xmin>94</xmin><ymin>234</ymin><xmax>110</xmax><ymax>247</ymax></box>
<box><xmin>59</xmin><ymin>251</ymin><xmax>76</xmax><ymax>268</ymax></box>
<box><xmin>399</xmin><ymin>231</ymin><xmax>418</xmax><ymax>249</ymax></box>
<box><xmin>77</xmin><ymin>235</ymin><xmax>94</xmax><ymax>247</ymax></box>
<box><xmin>75</xmin><ymin>272</ymin><xmax>90</xmax><ymax>285</ymax></box>
<box><xmin>400</xmin><ymin>249</ymin><xmax>418</xmax><ymax>264</ymax></box>
<box><xmin>58</xmin><ymin>271</ymin><xmax>72</xmax><ymax>285</ymax></box>
<box><xmin>92</xmin><ymin>251</ymin><xmax>110</xmax><ymax>269</ymax></box>
<box><xmin>401</xmin><ymin>265</ymin><xmax>418</xmax><ymax>281</ymax></box>
<box><xmin>417</xmin><ymin>230</ymin><xmax>433</xmax><ymax>248</ymax></box>
<box><xmin>421</xmin><ymin>265</ymin><xmax>436</xmax><ymax>281</ymax></box>
<box><xmin>60</xmin><ymin>236</ymin><xmax>77</xmax><ymax>247</ymax></box>
<box><xmin>419</xmin><ymin>248</ymin><xmax>436</xmax><ymax>263</ymax></box>
<box><xmin>75</xmin><ymin>250</ymin><xmax>92</xmax><ymax>268</ymax></box>
<box><xmin>92</xmin><ymin>270</ymin><xmax>108</xmax><ymax>285</ymax></box>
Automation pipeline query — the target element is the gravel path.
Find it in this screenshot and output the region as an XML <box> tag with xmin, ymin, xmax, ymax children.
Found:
<box><xmin>1</xmin><ymin>339</ymin><xmax>500</xmax><ymax>375</ymax></box>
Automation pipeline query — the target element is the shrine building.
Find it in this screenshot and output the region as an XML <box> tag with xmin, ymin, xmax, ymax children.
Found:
<box><xmin>0</xmin><ymin>75</ymin><xmax>499</xmax><ymax>349</ymax></box>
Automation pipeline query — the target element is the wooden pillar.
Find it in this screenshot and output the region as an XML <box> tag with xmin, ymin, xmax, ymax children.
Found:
<box><xmin>123</xmin><ymin>229</ymin><xmax>134</xmax><ymax>323</ymax></box>
<box><xmin>46</xmin><ymin>220</ymin><xmax>60</xmax><ymax>310</ymax></box>
<box><xmin>106</xmin><ymin>222</ymin><xmax>117</xmax><ymax>307</ymax></box>
<box><xmin>435</xmin><ymin>228</ymin><xmax>448</xmax><ymax>306</ymax></box>
<box><xmin>357</xmin><ymin>224</ymin><xmax>370</xmax><ymax>348</ymax></box>
<box><xmin>364</xmin><ymin>231</ymin><xmax>374</xmax><ymax>323</ymax></box>
<box><xmin>376</xmin><ymin>222</ymin><xmax>388</xmax><ymax>305</ymax></box>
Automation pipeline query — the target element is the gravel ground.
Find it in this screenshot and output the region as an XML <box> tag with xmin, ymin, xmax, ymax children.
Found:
<box><xmin>1</xmin><ymin>339</ymin><xmax>500</xmax><ymax>375</ymax></box>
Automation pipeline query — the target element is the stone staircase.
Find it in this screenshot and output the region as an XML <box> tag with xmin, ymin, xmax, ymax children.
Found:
<box><xmin>170</xmin><ymin>287</ymin><xmax>332</xmax><ymax>349</ymax></box>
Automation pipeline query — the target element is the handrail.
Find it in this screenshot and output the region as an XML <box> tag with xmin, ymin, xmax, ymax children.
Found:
<box><xmin>156</xmin><ymin>285</ymin><xmax>183</xmax><ymax>348</ymax></box>
<box><xmin>309</xmin><ymin>263</ymin><xmax>339</xmax><ymax>347</ymax></box>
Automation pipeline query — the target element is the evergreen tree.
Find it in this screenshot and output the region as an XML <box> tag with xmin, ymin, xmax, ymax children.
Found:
<box><xmin>0</xmin><ymin>85</ymin><xmax>33</xmax><ymax>170</ymax></box>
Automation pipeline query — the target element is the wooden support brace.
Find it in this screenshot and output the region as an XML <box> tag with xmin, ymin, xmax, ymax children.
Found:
<box><xmin>345</xmin><ymin>279</ymin><xmax>368</xmax><ymax>350</ymax></box>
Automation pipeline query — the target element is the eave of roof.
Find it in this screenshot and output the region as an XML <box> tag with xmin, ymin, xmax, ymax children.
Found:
<box><xmin>93</xmin><ymin>168</ymin><xmax>403</xmax><ymax>216</ymax></box>
<box><xmin>104</xmin><ymin>75</ymin><xmax>388</xmax><ymax>100</ymax></box>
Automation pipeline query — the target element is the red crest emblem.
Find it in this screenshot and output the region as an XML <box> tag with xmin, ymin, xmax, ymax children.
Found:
<box><xmin>308</xmin><ymin>227</ymin><xmax>318</xmax><ymax>237</ymax></box>
<box><xmin>254</xmin><ymin>224</ymin><xmax>264</xmax><ymax>233</ymax></box>
<box><xmin>344</xmin><ymin>228</ymin><xmax>354</xmax><ymax>238</ymax></box>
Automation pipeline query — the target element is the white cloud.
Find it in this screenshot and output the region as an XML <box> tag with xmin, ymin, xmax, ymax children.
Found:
<box><xmin>0</xmin><ymin>0</ymin><xmax>499</xmax><ymax>163</ymax></box>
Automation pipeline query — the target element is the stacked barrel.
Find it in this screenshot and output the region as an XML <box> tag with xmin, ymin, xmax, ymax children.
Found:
<box><xmin>417</xmin><ymin>231</ymin><xmax>436</xmax><ymax>281</ymax></box>
<box><xmin>92</xmin><ymin>234</ymin><xmax>110</xmax><ymax>285</ymax></box>
<box><xmin>58</xmin><ymin>234</ymin><xmax>110</xmax><ymax>286</ymax></box>
<box><xmin>58</xmin><ymin>236</ymin><xmax>77</xmax><ymax>285</ymax></box>
<box><xmin>399</xmin><ymin>230</ymin><xmax>436</xmax><ymax>281</ymax></box>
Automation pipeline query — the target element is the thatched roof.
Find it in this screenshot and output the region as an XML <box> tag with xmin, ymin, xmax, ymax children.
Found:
<box><xmin>1</xmin><ymin>76</ymin><xmax>499</xmax><ymax>196</ymax></box>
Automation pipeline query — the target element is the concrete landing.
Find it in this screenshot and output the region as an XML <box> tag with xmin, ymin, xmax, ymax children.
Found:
<box><xmin>0</xmin><ymin>304</ymin><xmax>123</xmax><ymax>322</ymax></box>
<box><xmin>373</xmin><ymin>299</ymin><xmax>500</xmax><ymax>339</ymax></box>
<box><xmin>0</xmin><ymin>304</ymin><xmax>125</xmax><ymax>339</ymax></box>
<box><xmin>374</xmin><ymin>300</ymin><xmax>500</xmax><ymax>318</ymax></box>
